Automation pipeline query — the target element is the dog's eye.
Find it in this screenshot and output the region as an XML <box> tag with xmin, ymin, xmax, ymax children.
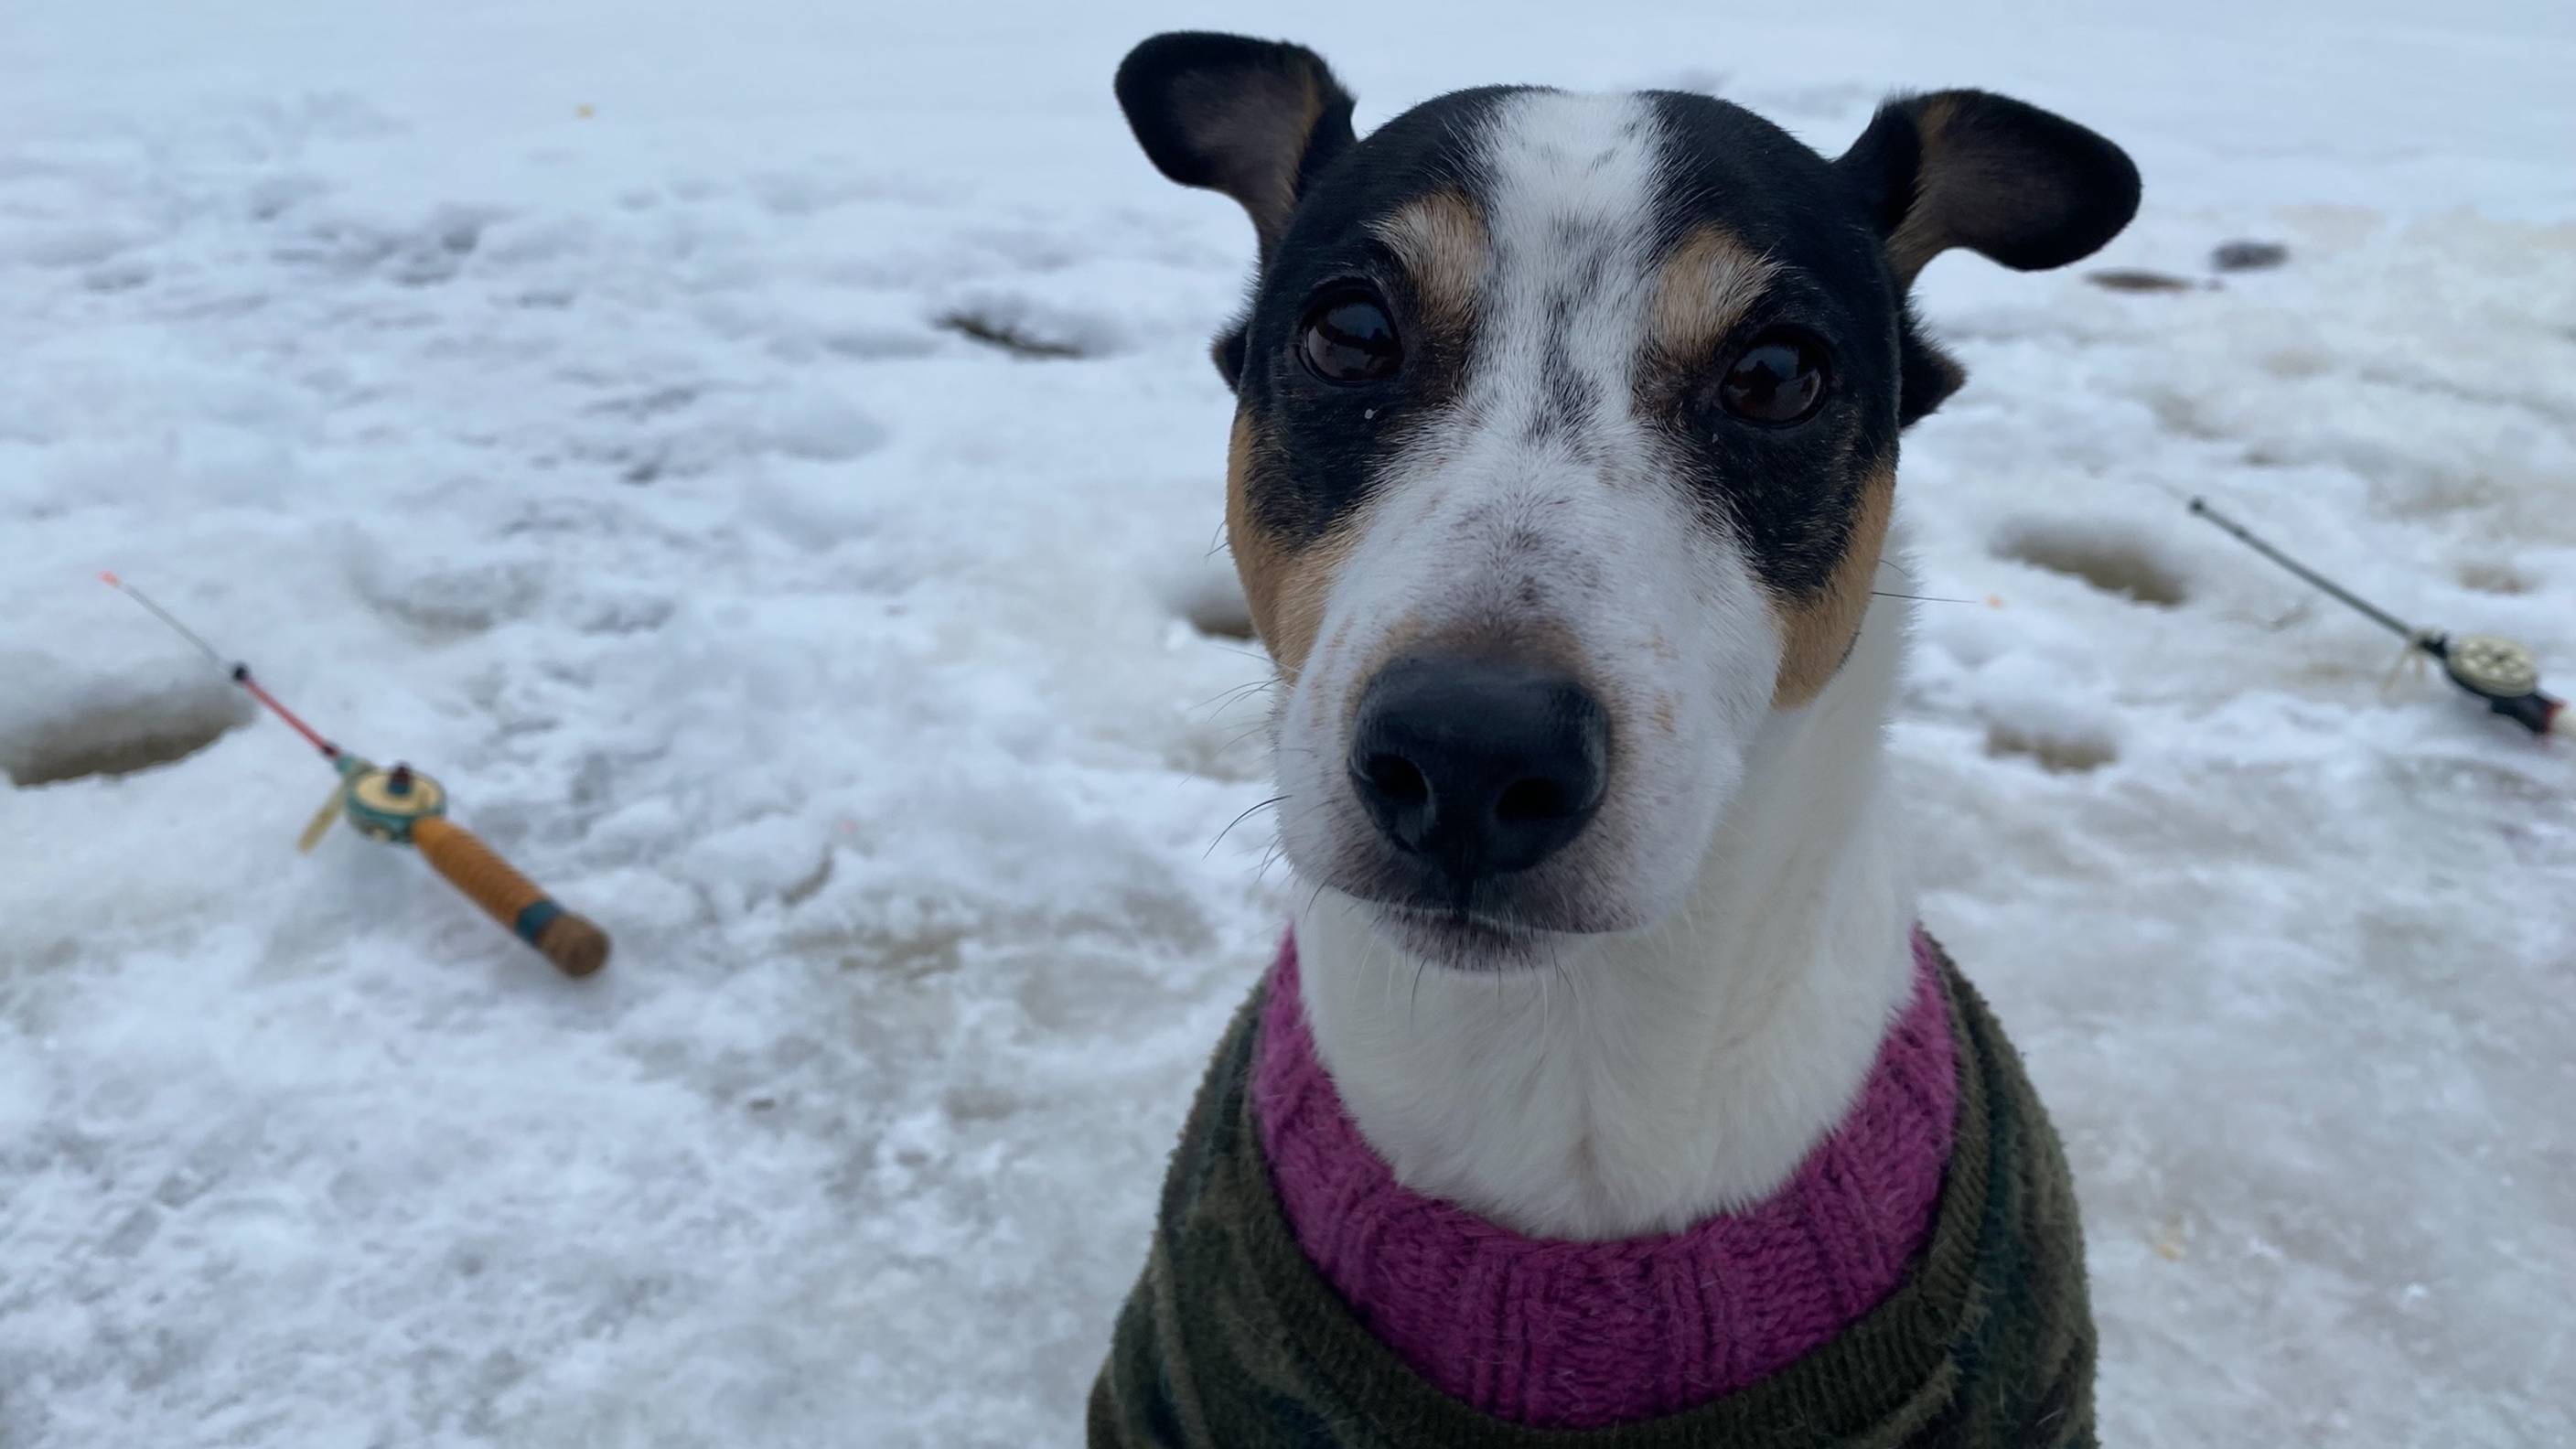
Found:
<box><xmin>1298</xmin><ymin>288</ymin><xmax>1401</xmax><ymax>384</ymax></box>
<box><xmin>1718</xmin><ymin>328</ymin><xmax>1830</xmax><ymax>424</ymax></box>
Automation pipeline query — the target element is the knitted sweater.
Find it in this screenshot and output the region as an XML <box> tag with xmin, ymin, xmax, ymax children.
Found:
<box><xmin>1089</xmin><ymin>933</ymin><xmax>2098</xmax><ymax>1448</ymax></box>
<box><xmin>1252</xmin><ymin>932</ymin><xmax>1959</xmax><ymax>1427</ymax></box>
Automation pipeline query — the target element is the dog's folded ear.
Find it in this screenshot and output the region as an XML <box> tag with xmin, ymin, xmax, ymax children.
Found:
<box><xmin>1115</xmin><ymin>32</ymin><xmax>1357</xmax><ymax>263</ymax></box>
<box><xmin>1836</xmin><ymin>91</ymin><xmax>2138</xmax><ymax>425</ymax></box>
<box><xmin>1834</xmin><ymin>91</ymin><xmax>2141</xmax><ymax>288</ymax></box>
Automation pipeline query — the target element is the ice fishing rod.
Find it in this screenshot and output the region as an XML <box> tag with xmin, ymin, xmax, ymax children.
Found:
<box><xmin>102</xmin><ymin>573</ymin><xmax>611</xmax><ymax>976</ymax></box>
<box><xmin>2182</xmin><ymin>499</ymin><xmax>2566</xmax><ymax>738</ymax></box>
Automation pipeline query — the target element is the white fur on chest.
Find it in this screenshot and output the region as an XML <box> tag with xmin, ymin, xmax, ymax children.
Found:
<box><xmin>1292</xmin><ymin>585</ymin><xmax>1917</xmax><ymax>1241</ymax></box>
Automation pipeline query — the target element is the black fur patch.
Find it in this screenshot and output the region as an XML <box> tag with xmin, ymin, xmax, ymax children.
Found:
<box><xmin>1637</xmin><ymin>91</ymin><xmax>1912</xmax><ymax>600</ymax></box>
<box><xmin>1896</xmin><ymin>304</ymin><xmax>1968</xmax><ymax>427</ymax></box>
<box><xmin>1226</xmin><ymin>87</ymin><xmax>1519</xmax><ymax>552</ymax></box>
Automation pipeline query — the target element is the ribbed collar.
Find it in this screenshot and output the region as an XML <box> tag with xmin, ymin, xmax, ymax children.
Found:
<box><xmin>1251</xmin><ymin>929</ymin><xmax>1959</xmax><ymax>1429</ymax></box>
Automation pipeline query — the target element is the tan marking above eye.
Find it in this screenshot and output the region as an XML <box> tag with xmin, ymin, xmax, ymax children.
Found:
<box><xmin>1770</xmin><ymin>457</ymin><xmax>1895</xmax><ymax>709</ymax></box>
<box><xmin>1369</xmin><ymin>191</ymin><xmax>1487</xmax><ymax>327</ymax></box>
<box><xmin>1651</xmin><ymin>225</ymin><xmax>1779</xmax><ymax>363</ymax></box>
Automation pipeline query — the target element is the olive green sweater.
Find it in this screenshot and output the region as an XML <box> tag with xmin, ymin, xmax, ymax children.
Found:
<box><xmin>1089</xmin><ymin>944</ymin><xmax>2097</xmax><ymax>1448</ymax></box>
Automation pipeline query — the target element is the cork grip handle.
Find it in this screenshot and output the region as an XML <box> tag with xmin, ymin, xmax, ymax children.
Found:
<box><xmin>411</xmin><ymin>815</ymin><xmax>610</xmax><ymax>977</ymax></box>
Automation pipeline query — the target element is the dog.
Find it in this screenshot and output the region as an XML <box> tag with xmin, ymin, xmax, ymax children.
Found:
<box><xmin>1092</xmin><ymin>32</ymin><xmax>2138</xmax><ymax>1448</ymax></box>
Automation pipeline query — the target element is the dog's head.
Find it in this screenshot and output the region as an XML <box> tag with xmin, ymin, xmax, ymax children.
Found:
<box><xmin>1118</xmin><ymin>34</ymin><xmax>2138</xmax><ymax>969</ymax></box>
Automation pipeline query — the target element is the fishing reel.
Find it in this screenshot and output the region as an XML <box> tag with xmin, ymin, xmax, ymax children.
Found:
<box><xmin>302</xmin><ymin>755</ymin><xmax>610</xmax><ymax>977</ymax></box>
<box><xmin>2429</xmin><ymin>634</ymin><xmax>2562</xmax><ymax>737</ymax></box>
<box><xmin>327</xmin><ymin>759</ymin><xmax>448</xmax><ymax>845</ymax></box>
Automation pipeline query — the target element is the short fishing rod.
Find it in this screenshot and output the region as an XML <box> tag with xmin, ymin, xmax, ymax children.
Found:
<box><xmin>102</xmin><ymin>573</ymin><xmax>611</xmax><ymax>976</ymax></box>
<box><xmin>2183</xmin><ymin>499</ymin><xmax>2565</xmax><ymax>738</ymax></box>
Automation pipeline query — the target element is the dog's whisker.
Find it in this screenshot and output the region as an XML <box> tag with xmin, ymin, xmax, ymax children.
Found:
<box><xmin>1193</xmin><ymin>677</ymin><xmax>1278</xmax><ymax>715</ymax></box>
<box><xmin>1547</xmin><ymin>935</ymin><xmax>1576</xmax><ymax>1025</ymax></box>
<box><xmin>1207</xmin><ymin>795</ymin><xmax>1290</xmax><ymax>858</ymax></box>
<box><xmin>1870</xmin><ymin>590</ymin><xmax>1978</xmax><ymax>605</ymax></box>
<box><xmin>1360</xmin><ymin>920</ymin><xmax>1395</xmax><ymax>1025</ymax></box>
<box><xmin>1218</xmin><ymin>720</ymin><xmax>1278</xmax><ymax>756</ymax></box>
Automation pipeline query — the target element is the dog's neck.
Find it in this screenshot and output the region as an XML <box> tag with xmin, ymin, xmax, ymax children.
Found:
<box><xmin>1291</xmin><ymin>593</ymin><xmax>1915</xmax><ymax>1240</ymax></box>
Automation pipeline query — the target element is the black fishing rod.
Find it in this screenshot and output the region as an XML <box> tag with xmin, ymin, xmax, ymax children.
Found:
<box><xmin>2185</xmin><ymin>497</ymin><xmax>2565</xmax><ymax>738</ymax></box>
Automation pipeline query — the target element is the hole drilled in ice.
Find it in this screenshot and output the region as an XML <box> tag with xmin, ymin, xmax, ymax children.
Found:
<box><xmin>2455</xmin><ymin>561</ymin><xmax>2535</xmax><ymax>596</ymax></box>
<box><xmin>1983</xmin><ymin>723</ymin><xmax>2119</xmax><ymax>775</ymax></box>
<box><xmin>2210</xmin><ymin>239</ymin><xmax>2291</xmax><ymax>273</ymax></box>
<box><xmin>936</xmin><ymin>310</ymin><xmax>1089</xmax><ymax>360</ymax></box>
<box><xmin>1995</xmin><ymin>523</ymin><xmax>2191</xmax><ymax>607</ymax></box>
<box><xmin>933</xmin><ymin>290</ymin><xmax>1122</xmax><ymax>361</ymax></box>
<box><xmin>0</xmin><ymin>672</ymin><xmax>253</xmax><ymax>787</ymax></box>
<box><xmin>1182</xmin><ymin>593</ymin><xmax>1256</xmax><ymax>642</ymax></box>
<box><xmin>1160</xmin><ymin>564</ymin><xmax>1258</xmax><ymax>642</ymax></box>
<box><xmin>2087</xmin><ymin>269</ymin><xmax>2206</xmax><ymax>294</ymax></box>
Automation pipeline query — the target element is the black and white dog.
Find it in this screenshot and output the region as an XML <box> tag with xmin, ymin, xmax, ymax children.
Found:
<box><xmin>1097</xmin><ymin>32</ymin><xmax>2138</xmax><ymax>1444</ymax></box>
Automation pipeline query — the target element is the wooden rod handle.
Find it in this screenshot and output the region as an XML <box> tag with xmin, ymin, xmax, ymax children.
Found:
<box><xmin>411</xmin><ymin>815</ymin><xmax>610</xmax><ymax>977</ymax></box>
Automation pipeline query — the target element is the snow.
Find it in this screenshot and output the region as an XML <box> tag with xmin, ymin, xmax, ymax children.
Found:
<box><xmin>2</xmin><ymin>1</ymin><xmax>2571</xmax><ymax>1444</ymax></box>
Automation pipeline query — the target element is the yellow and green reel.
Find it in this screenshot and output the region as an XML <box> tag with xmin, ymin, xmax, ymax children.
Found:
<box><xmin>305</xmin><ymin>757</ymin><xmax>610</xmax><ymax>978</ymax></box>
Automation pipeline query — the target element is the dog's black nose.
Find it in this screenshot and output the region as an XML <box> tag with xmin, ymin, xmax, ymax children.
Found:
<box><xmin>1348</xmin><ymin>655</ymin><xmax>1608</xmax><ymax>884</ymax></box>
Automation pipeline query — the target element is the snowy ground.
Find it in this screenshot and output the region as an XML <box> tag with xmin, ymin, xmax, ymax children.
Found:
<box><xmin>3</xmin><ymin>2</ymin><xmax>2572</xmax><ymax>1444</ymax></box>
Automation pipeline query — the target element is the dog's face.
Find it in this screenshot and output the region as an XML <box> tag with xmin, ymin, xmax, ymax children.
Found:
<box><xmin>1119</xmin><ymin>35</ymin><xmax>2138</xmax><ymax>969</ymax></box>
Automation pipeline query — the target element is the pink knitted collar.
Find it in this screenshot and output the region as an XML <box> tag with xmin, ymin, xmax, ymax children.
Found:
<box><xmin>1250</xmin><ymin>929</ymin><xmax>1959</xmax><ymax>1430</ymax></box>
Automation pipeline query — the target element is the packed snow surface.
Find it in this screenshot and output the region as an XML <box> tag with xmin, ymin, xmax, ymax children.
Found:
<box><xmin>3</xmin><ymin>2</ymin><xmax>2571</xmax><ymax>1444</ymax></box>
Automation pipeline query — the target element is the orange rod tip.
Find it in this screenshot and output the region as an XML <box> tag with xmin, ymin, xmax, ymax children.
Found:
<box><xmin>100</xmin><ymin>571</ymin><xmax>121</xmax><ymax>586</ymax></box>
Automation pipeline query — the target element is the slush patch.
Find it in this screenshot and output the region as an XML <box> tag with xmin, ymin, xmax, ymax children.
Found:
<box><xmin>2455</xmin><ymin>560</ymin><xmax>2535</xmax><ymax>596</ymax></box>
<box><xmin>1983</xmin><ymin>722</ymin><xmax>2119</xmax><ymax>775</ymax></box>
<box><xmin>2087</xmin><ymin>268</ymin><xmax>2206</xmax><ymax>294</ymax></box>
<box><xmin>2209</xmin><ymin>240</ymin><xmax>2290</xmax><ymax>273</ymax></box>
<box><xmin>936</xmin><ymin>309</ymin><xmax>1090</xmax><ymax>360</ymax></box>
<box><xmin>0</xmin><ymin>669</ymin><xmax>252</xmax><ymax>787</ymax></box>
<box><xmin>1995</xmin><ymin>523</ymin><xmax>2191</xmax><ymax>607</ymax></box>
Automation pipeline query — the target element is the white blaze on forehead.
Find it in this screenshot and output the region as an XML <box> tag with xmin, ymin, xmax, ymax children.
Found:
<box><xmin>1467</xmin><ymin>91</ymin><xmax>1669</xmax><ymax>445</ymax></box>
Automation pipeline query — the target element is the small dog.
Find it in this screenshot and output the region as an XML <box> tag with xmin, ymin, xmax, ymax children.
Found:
<box><xmin>1093</xmin><ymin>32</ymin><xmax>2137</xmax><ymax>1448</ymax></box>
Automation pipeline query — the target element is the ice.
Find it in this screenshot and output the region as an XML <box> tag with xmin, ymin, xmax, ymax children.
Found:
<box><xmin>3</xmin><ymin>1</ymin><xmax>2571</xmax><ymax>1445</ymax></box>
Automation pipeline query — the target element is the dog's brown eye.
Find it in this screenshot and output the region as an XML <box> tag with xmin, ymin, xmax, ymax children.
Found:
<box><xmin>1719</xmin><ymin>329</ymin><xmax>1830</xmax><ymax>424</ymax></box>
<box><xmin>1299</xmin><ymin>288</ymin><xmax>1401</xmax><ymax>384</ymax></box>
